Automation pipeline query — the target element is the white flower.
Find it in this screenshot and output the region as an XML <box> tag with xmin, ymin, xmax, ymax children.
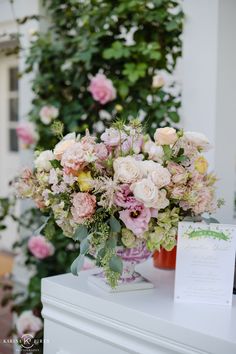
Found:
<box><xmin>113</xmin><ymin>156</ymin><xmax>142</xmax><ymax>184</ymax></box>
<box><xmin>99</xmin><ymin>110</ymin><xmax>112</xmax><ymax>121</ymax></box>
<box><xmin>16</xmin><ymin>310</ymin><xmax>43</xmax><ymax>337</ymax></box>
<box><xmin>184</xmin><ymin>131</ymin><xmax>210</xmax><ymax>151</ymax></box>
<box><xmin>157</xmin><ymin>189</ymin><xmax>169</xmax><ymax>210</ymax></box>
<box><xmin>143</xmin><ymin>140</ymin><xmax>164</xmax><ymax>162</ymax></box>
<box><xmin>39</xmin><ymin>105</ymin><xmax>59</xmax><ymax>125</ymax></box>
<box><xmin>150</xmin><ymin>166</ymin><xmax>171</xmax><ymax>188</ymax></box>
<box><xmin>34</xmin><ymin>150</ymin><xmax>54</xmax><ymax>171</ymax></box>
<box><xmin>131</xmin><ymin>178</ymin><xmax>159</xmax><ymax>208</ymax></box>
<box><xmin>152</xmin><ymin>74</ymin><xmax>165</xmax><ymax>88</ymax></box>
<box><xmin>154</xmin><ymin>127</ymin><xmax>178</xmax><ymax>145</ymax></box>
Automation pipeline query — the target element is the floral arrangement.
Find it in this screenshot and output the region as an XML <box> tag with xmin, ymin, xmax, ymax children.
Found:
<box><xmin>16</xmin><ymin>120</ymin><xmax>220</xmax><ymax>287</ymax></box>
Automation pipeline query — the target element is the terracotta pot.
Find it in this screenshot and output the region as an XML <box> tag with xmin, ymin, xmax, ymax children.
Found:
<box><xmin>153</xmin><ymin>246</ymin><xmax>177</xmax><ymax>270</ymax></box>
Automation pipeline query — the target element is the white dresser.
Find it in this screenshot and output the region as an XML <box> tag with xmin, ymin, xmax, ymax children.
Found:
<box><xmin>41</xmin><ymin>261</ymin><xmax>236</xmax><ymax>354</ymax></box>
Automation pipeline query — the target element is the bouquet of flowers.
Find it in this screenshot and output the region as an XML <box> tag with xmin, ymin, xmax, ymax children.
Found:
<box><xmin>16</xmin><ymin>120</ymin><xmax>221</xmax><ymax>287</ymax></box>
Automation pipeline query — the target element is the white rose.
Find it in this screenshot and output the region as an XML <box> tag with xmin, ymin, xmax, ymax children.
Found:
<box><xmin>131</xmin><ymin>178</ymin><xmax>159</xmax><ymax>208</ymax></box>
<box><xmin>157</xmin><ymin>189</ymin><xmax>170</xmax><ymax>210</ymax></box>
<box><xmin>35</xmin><ymin>150</ymin><xmax>54</xmax><ymax>171</ymax></box>
<box><xmin>54</xmin><ymin>137</ymin><xmax>76</xmax><ymax>160</ymax></box>
<box><xmin>113</xmin><ymin>156</ymin><xmax>142</xmax><ymax>184</ymax></box>
<box><xmin>154</xmin><ymin>127</ymin><xmax>178</xmax><ymax>145</ymax></box>
<box><xmin>152</xmin><ymin>74</ymin><xmax>165</xmax><ymax>88</ymax></box>
<box><xmin>16</xmin><ymin>310</ymin><xmax>43</xmax><ymax>336</ymax></box>
<box><xmin>39</xmin><ymin>105</ymin><xmax>59</xmax><ymax>125</ymax></box>
<box><xmin>150</xmin><ymin>166</ymin><xmax>171</xmax><ymax>189</ymax></box>
<box><xmin>184</xmin><ymin>131</ymin><xmax>210</xmax><ymax>151</ymax></box>
<box><xmin>143</xmin><ymin>140</ymin><xmax>164</xmax><ymax>162</ymax></box>
<box><xmin>139</xmin><ymin>161</ymin><xmax>171</xmax><ymax>188</ymax></box>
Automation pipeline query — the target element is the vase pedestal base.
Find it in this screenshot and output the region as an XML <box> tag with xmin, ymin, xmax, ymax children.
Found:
<box><xmin>88</xmin><ymin>271</ymin><xmax>154</xmax><ymax>293</ymax></box>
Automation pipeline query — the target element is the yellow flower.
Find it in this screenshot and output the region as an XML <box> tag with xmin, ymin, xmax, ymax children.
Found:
<box><xmin>115</xmin><ymin>104</ymin><xmax>123</xmax><ymax>112</ymax></box>
<box><xmin>194</xmin><ymin>156</ymin><xmax>208</xmax><ymax>174</ymax></box>
<box><xmin>77</xmin><ymin>171</ymin><xmax>93</xmax><ymax>192</ymax></box>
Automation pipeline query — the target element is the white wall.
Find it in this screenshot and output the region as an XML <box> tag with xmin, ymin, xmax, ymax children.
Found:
<box><xmin>182</xmin><ymin>0</ymin><xmax>236</xmax><ymax>224</ymax></box>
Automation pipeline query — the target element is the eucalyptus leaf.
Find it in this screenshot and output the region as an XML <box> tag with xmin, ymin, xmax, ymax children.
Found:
<box><xmin>106</xmin><ymin>236</ymin><xmax>117</xmax><ymax>249</ymax></box>
<box><xmin>71</xmin><ymin>255</ymin><xmax>85</xmax><ymax>276</ymax></box>
<box><xmin>80</xmin><ymin>238</ymin><xmax>89</xmax><ymax>254</ymax></box>
<box><xmin>109</xmin><ymin>216</ymin><xmax>121</xmax><ymax>233</ymax></box>
<box><xmin>74</xmin><ymin>225</ymin><xmax>88</xmax><ymax>241</ymax></box>
<box><xmin>109</xmin><ymin>255</ymin><xmax>123</xmax><ymax>274</ymax></box>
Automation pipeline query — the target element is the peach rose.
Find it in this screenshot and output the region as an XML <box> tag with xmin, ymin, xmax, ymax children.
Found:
<box><xmin>54</xmin><ymin>138</ymin><xmax>76</xmax><ymax>160</ymax></box>
<box><xmin>154</xmin><ymin>127</ymin><xmax>178</xmax><ymax>146</ymax></box>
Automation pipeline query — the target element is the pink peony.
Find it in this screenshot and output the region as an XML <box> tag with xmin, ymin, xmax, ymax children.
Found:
<box><xmin>16</xmin><ymin>122</ymin><xmax>38</xmax><ymax>146</ymax></box>
<box><xmin>71</xmin><ymin>192</ymin><xmax>96</xmax><ymax>224</ymax></box>
<box><xmin>16</xmin><ymin>310</ymin><xmax>43</xmax><ymax>337</ymax></box>
<box><xmin>28</xmin><ymin>235</ymin><xmax>55</xmax><ymax>259</ymax></box>
<box><xmin>119</xmin><ymin>203</ymin><xmax>151</xmax><ymax>236</ymax></box>
<box><xmin>88</xmin><ymin>73</ymin><xmax>116</xmax><ymax>104</ymax></box>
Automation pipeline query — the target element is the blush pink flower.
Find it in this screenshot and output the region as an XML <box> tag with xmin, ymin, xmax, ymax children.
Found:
<box><xmin>114</xmin><ymin>184</ymin><xmax>139</xmax><ymax>208</ymax></box>
<box><xmin>28</xmin><ymin>235</ymin><xmax>55</xmax><ymax>259</ymax></box>
<box><xmin>101</xmin><ymin>128</ymin><xmax>126</xmax><ymax>147</ymax></box>
<box><xmin>88</xmin><ymin>73</ymin><xmax>116</xmax><ymax>104</ymax></box>
<box><xmin>16</xmin><ymin>122</ymin><xmax>38</xmax><ymax>146</ymax></box>
<box><xmin>94</xmin><ymin>143</ymin><xmax>108</xmax><ymax>160</ymax></box>
<box><xmin>71</xmin><ymin>192</ymin><xmax>96</xmax><ymax>224</ymax></box>
<box><xmin>61</xmin><ymin>142</ymin><xmax>93</xmax><ymax>174</ymax></box>
<box><xmin>39</xmin><ymin>105</ymin><xmax>59</xmax><ymax>125</ymax></box>
<box><xmin>119</xmin><ymin>203</ymin><xmax>151</xmax><ymax>236</ymax></box>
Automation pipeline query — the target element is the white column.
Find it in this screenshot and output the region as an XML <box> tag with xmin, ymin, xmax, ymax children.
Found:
<box><xmin>182</xmin><ymin>0</ymin><xmax>236</xmax><ymax>223</ymax></box>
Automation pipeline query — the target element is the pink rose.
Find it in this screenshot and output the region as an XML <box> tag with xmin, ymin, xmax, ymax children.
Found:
<box><xmin>16</xmin><ymin>311</ymin><xmax>43</xmax><ymax>337</ymax></box>
<box><xmin>28</xmin><ymin>235</ymin><xmax>55</xmax><ymax>259</ymax></box>
<box><xmin>119</xmin><ymin>203</ymin><xmax>151</xmax><ymax>236</ymax></box>
<box><xmin>88</xmin><ymin>73</ymin><xmax>116</xmax><ymax>105</ymax></box>
<box><xmin>16</xmin><ymin>122</ymin><xmax>38</xmax><ymax>146</ymax></box>
<box><xmin>71</xmin><ymin>192</ymin><xmax>96</xmax><ymax>224</ymax></box>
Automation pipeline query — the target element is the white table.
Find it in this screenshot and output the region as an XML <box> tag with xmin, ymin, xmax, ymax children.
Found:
<box><xmin>41</xmin><ymin>260</ymin><xmax>236</xmax><ymax>354</ymax></box>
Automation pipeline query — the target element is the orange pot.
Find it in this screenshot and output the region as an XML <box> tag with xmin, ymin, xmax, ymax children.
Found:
<box><xmin>153</xmin><ymin>246</ymin><xmax>177</xmax><ymax>270</ymax></box>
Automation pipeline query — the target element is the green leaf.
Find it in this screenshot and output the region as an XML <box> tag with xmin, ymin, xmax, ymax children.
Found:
<box><xmin>118</xmin><ymin>83</ymin><xmax>129</xmax><ymax>98</ymax></box>
<box><xmin>122</xmin><ymin>63</ymin><xmax>147</xmax><ymax>83</ymax></box>
<box><xmin>106</xmin><ymin>236</ymin><xmax>117</xmax><ymax>249</ymax></box>
<box><xmin>80</xmin><ymin>238</ymin><xmax>89</xmax><ymax>254</ymax></box>
<box><xmin>50</xmin><ymin>159</ymin><xmax>61</xmax><ymax>169</ymax></box>
<box><xmin>169</xmin><ymin>111</ymin><xmax>180</xmax><ymax>123</ymax></box>
<box><xmin>109</xmin><ymin>216</ymin><xmax>121</xmax><ymax>233</ymax></box>
<box><xmin>109</xmin><ymin>255</ymin><xmax>123</xmax><ymax>274</ymax></box>
<box><xmin>74</xmin><ymin>225</ymin><xmax>88</xmax><ymax>241</ymax></box>
<box><xmin>71</xmin><ymin>255</ymin><xmax>85</xmax><ymax>276</ymax></box>
<box><xmin>163</xmin><ymin>145</ymin><xmax>172</xmax><ymax>161</ymax></box>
